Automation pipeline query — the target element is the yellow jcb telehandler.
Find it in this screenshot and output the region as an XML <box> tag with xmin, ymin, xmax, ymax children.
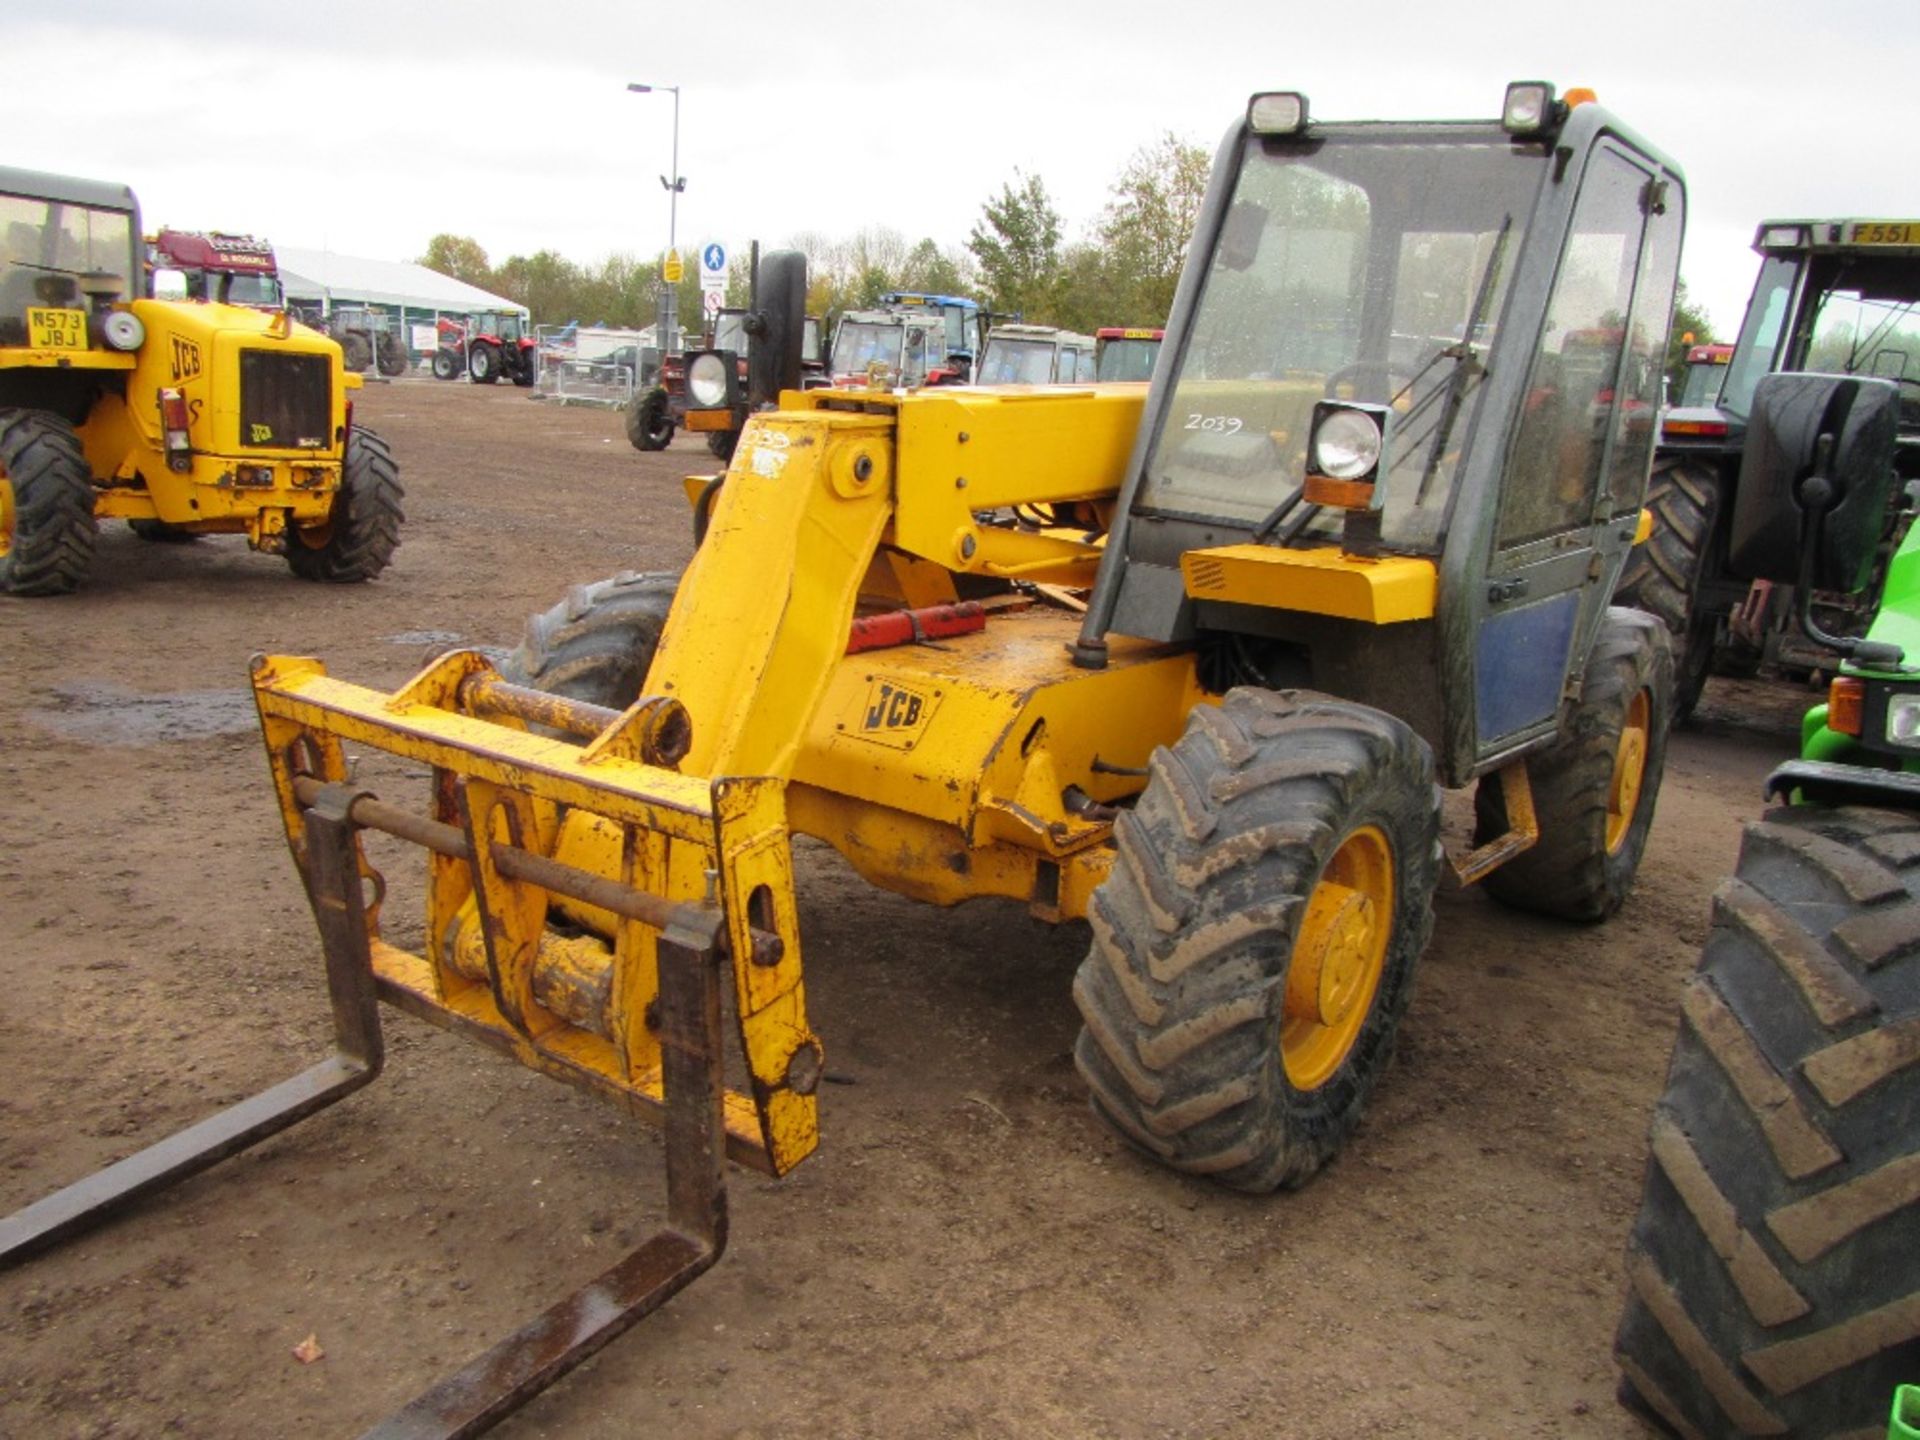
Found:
<box><xmin>2</xmin><ymin>84</ymin><xmax>1685</xmax><ymax>1434</ymax></box>
<box><xmin>0</xmin><ymin>166</ymin><xmax>402</xmax><ymax>594</ymax></box>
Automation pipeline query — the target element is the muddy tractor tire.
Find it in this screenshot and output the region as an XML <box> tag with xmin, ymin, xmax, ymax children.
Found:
<box><xmin>1613</xmin><ymin>803</ymin><xmax>1920</xmax><ymax>1439</ymax></box>
<box><xmin>340</xmin><ymin>331</ymin><xmax>374</xmax><ymax>374</ymax></box>
<box><xmin>1474</xmin><ymin>607</ymin><xmax>1672</xmax><ymax>922</ymax></box>
<box><xmin>500</xmin><ymin>570</ymin><xmax>682</xmax><ymax>708</ymax></box>
<box><xmin>706</xmin><ymin>430</ymin><xmax>739</xmax><ymax>462</ymax></box>
<box><xmin>285</xmin><ymin>428</ymin><xmax>404</xmax><ymax>583</ymax></box>
<box><xmin>1616</xmin><ymin>456</ymin><xmax>1724</xmax><ymax>721</ymax></box>
<box><xmin>431</xmin><ymin>348</ymin><xmax>462</xmax><ymax>381</ymax></box>
<box><xmin>1073</xmin><ymin>689</ymin><xmax>1441</xmax><ymax>1192</ymax></box>
<box><xmin>0</xmin><ymin>408</ymin><xmax>98</xmax><ymax>596</ymax></box>
<box><xmin>469</xmin><ymin>342</ymin><xmax>501</xmax><ymax>385</ymax></box>
<box><xmin>376</xmin><ymin>335</ymin><xmax>409</xmax><ymax>377</ymax></box>
<box><xmin>625</xmin><ymin>388</ymin><xmax>674</xmax><ymax>452</ymax></box>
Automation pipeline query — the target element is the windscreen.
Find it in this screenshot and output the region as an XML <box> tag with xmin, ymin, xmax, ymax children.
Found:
<box><xmin>1807</xmin><ymin>285</ymin><xmax>1920</xmax><ymax>432</ymax></box>
<box><xmin>0</xmin><ymin>193</ymin><xmax>136</xmax><ymax>342</ymax></box>
<box><xmin>1098</xmin><ymin>338</ymin><xmax>1160</xmax><ymax>382</ymax></box>
<box><xmin>832</xmin><ymin>321</ymin><xmax>903</xmax><ymax>376</ymax></box>
<box><xmin>1675</xmin><ymin>357</ymin><xmax>1725</xmax><ymax>408</ymax></box>
<box><xmin>224</xmin><ymin>273</ymin><xmax>282</xmax><ymax>308</ymax></box>
<box><xmin>1135</xmin><ymin>132</ymin><xmax>1545</xmax><ymax>552</ymax></box>
<box><xmin>977</xmin><ymin>338</ymin><xmax>1057</xmax><ymax>384</ymax></box>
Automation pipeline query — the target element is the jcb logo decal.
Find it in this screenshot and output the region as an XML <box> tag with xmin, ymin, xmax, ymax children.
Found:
<box><xmin>851</xmin><ymin>679</ymin><xmax>938</xmax><ymax>748</ymax></box>
<box><xmin>170</xmin><ymin>336</ymin><xmax>201</xmax><ymax>383</ymax></box>
<box><xmin>250</xmin><ymin>423</ymin><xmax>274</xmax><ymax>443</ymax></box>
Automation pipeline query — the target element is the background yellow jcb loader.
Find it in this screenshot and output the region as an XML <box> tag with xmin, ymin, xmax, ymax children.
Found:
<box><xmin>0</xmin><ymin>166</ymin><xmax>402</xmax><ymax>594</ymax></box>
<box><xmin>2</xmin><ymin>83</ymin><xmax>1685</xmax><ymax>1435</ymax></box>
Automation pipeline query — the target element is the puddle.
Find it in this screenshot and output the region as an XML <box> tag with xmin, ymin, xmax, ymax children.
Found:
<box><xmin>383</xmin><ymin>629</ymin><xmax>466</xmax><ymax>647</ymax></box>
<box><xmin>30</xmin><ymin>681</ymin><xmax>257</xmax><ymax>746</ymax></box>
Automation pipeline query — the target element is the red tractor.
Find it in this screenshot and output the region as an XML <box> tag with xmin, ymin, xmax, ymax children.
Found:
<box><xmin>432</xmin><ymin>310</ymin><xmax>537</xmax><ymax>386</ymax></box>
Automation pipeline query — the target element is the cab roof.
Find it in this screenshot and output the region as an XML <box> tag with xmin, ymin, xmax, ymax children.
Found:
<box><xmin>0</xmin><ymin>166</ymin><xmax>138</xmax><ymax>214</ymax></box>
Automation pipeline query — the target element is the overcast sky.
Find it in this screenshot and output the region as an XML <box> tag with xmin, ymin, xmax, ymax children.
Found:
<box><xmin>9</xmin><ymin>0</ymin><xmax>1917</xmax><ymax>333</ymax></box>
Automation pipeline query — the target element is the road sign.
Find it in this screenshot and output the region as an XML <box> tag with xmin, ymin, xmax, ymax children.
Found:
<box><xmin>702</xmin><ymin>289</ymin><xmax>724</xmax><ymax>317</ymax></box>
<box><xmin>700</xmin><ymin>242</ymin><xmax>727</xmax><ymax>280</ymax></box>
<box><xmin>663</xmin><ymin>251</ymin><xmax>684</xmax><ymax>283</ymax></box>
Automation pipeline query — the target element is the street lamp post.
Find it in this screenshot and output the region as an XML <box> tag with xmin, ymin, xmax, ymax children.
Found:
<box><xmin>626</xmin><ymin>81</ymin><xmax>685</xmax><ymax>355</ymax></box>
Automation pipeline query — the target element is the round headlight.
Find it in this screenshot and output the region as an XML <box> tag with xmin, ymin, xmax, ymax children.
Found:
<box><xmin>1313</xmin><ymin>408</ymin><xmax>1383</xmax><ymax>480</ymax></box>
<box><xmin>688</xmin><ymin>353</ymin><xmax>730</xmax><ymax>407</ymax></box>
<box><xmin>103</xmin><ymin>310</ymin><xmax>145</xmax><ymax>352</ymax></box>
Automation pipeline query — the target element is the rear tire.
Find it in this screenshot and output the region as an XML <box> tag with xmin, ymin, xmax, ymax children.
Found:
<box><xmin>376</xmin><ymin>336</ymin><xmax>408</xmax><ymax>377</ymax></box>
<box><xmin>340</xmin><ymin>332</ymin><xmax>373</xmax><ymax>373</ymax></box>
<box><xmin>0</xmin><ymin>409</ymin><xmax>97</xmax><ymax>596</ymax></box>
<box><xmin>285</xmin><ymin>428</ymin><xmax>403</xmax><ymax>582</ymax></box>
<box><xmin>1073</xmin><ymin>690</ymin><xmax>1441</xmax><ymax>1192</ymax></box>
<box><xmin>469</xmin><ymin>343</ymin><xmax>500</xmax><ymax>385</ymax></box>
<box><xmin>1617</xmin><ymin>456</ymin><xmax>1723</xmax><ymax>721</ymax></box>
<box><xmin>500</xmin><ymin>571</ymin><xmax>681</xmax><ymax>706</ymax></box>
<box><xmin>1613</xmin><ymin>803</ymin><xmax>1920</xmax><ymax>1439</ymax></box>
<box><xmin>625</xmin><ymin>389</ymin><xmax>674</xmax><ymax>451</ymax></box>
<box><xmin>511</xmin><ymin>347</ymin><xmax>537</xmax><ymax>388</ymax></box>
<box><xmin>1475</xmin><ymin>607</ymin><xmax>1672</xmax><ymax>922</ymax></box>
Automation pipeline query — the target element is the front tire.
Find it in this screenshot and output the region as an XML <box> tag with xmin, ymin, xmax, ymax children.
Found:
<box><xmin>1617</xmin><ymin>456</ymin><xmax>1724</xmax><ymax>720</ymax></box>
<box><xmin>1073</xmin><ymin>690</ymin><xmax>1441</xmax><ymax>1192</ymax></box>
<box><xmin>432</xmin><ymin>349</ymin><xmax>461</xmax><ymax>381</ymax></box>
<box><xmin>469</xmin><ymin>343</ymin><xmax>500</xmax><ymax>385</ymax></box>
<box><xmin>625</xmin><ymin>389</ymin><xmax>674</xmax><ymax>451</ymax></box>
<box><xmin>706</xmin><ymin>429</ymin><xmax>738</xmax><ymax>462</ymax></box>
<box><xmin>1475</xmin><ymin>607</ymin><xmax>1672</xmax><ymax>922</ymax></box>
<box><xmin>376</xmin><ymin>336</ymin><xmax>408</xmax><ymax>377</ymax></box>
<box><xmin>511</xmin><ymin>347</ymin><xmax>537</xmax><ymax>388</ymax></box>
<box><xmin>0</xmin><ymin>409</ymin><xmax>97</xmax><ymax>596</ymax></box>
<box><xmin>285</xmin><ymin>428</ymin><xmax>404</xmax><ymax>583</ymax></box>
<box><xmin>1613</xmin><ymin>804</ymin><xmax>1920</xmax><ymax>1439</ymax></box>
<box><xmin>500</xmin><ymin>571</ymin><xmax>681</xmax><ymax>705</ymax></box>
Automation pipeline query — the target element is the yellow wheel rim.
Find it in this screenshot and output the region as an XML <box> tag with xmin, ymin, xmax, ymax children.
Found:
<box><xmin>0</xmin><ymin>472</ymin><xmax>13</xmax><ymax>559</ymax></box>
<box><xmin>1606</xmin><ymin>690</ymin><xmax>1651</xmax><ymax>855</ymax></box>
<box><xmin>1281</xmin><ymin>825</ymin><xmax>1394</xmax><ymax>1091</ymax></box>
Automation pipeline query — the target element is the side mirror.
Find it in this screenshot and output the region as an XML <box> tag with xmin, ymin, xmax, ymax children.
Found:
<box><xmin>747</xmin><ymin>250</ymin><xmax>807</xmax><ymax>409</ymax></box>
<box><xmin>151</xmin><ymin>268</ymin><xmax>189</xmax><ymax>302</ymax></box>
<box><xmin>1727</xmin><ymin>372</ymin><xmax>1901</xmax><ymax>591</ymax></box>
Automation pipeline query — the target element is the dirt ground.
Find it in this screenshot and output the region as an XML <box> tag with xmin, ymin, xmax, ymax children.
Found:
<box><xmin>0</xmin><ymin>381</ymin><xmax>1819</xmax><ymax>1438</ymax></box>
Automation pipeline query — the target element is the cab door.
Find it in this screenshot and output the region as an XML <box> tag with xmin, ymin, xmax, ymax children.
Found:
<box><xmin>1472</xmin><ymin>142</ymin><xmax>1684</xmax><ymax>755</ymax></box>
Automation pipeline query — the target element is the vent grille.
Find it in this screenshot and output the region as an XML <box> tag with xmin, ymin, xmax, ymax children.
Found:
<box><xmin>1187</xmin><ymin>556</ymin><xmax>1227</xmax><ymax>593</ymax></box>
<box><xmin>239</xmin><ymin>350</ymin><xmax>330</xmax><ymax>449</ymax></box>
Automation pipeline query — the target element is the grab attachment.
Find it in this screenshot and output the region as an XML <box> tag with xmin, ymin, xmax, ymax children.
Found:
<box><xmin>0</xmin><ymin>644</ymin><xmax>825</xmax><ymax>1436</ymax></box>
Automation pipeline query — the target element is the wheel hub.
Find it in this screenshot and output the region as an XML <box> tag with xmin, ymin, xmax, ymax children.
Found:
<box><xmin>1288</xmin><ymin>885</ymin><xmax>1377</xmax><ymax>1028</ymax></box>
<box><xmin>1281</xmin><ymin>825</ymin><xmax>1394</xmax><ymax>1091</ymax></box>
<box><xmin>1606</xmin><ymin>690</ymin><xmax>1652</xmax><ymax>854</ymax></box>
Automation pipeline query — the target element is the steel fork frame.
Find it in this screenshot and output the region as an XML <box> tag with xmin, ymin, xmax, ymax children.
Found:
<box><xmin>0</xmin><ymin>782</ymin><xmax>731</xmax><ymax>1440</ymax></box>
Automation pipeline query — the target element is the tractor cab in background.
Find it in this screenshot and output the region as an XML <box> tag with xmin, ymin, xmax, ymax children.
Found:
<box><xmin>1095</xmin><ymin>326</ymin><xmax>1164</xmax><ymax>381</ymax></box>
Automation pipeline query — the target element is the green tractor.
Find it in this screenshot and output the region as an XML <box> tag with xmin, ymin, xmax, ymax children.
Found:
<box><xmin>1613</xmin><ymin>370</ymin><xmax>1920</xmax><ymax>1437</ymax></box>
<box><xmin>1619</xmin><ymin>218</ymin><xmax>1920</xmax><ymax>717</ymax></box>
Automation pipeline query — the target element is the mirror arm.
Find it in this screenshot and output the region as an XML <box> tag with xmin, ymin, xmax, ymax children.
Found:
<box><xmin>1794</xmin><ymin>435</ymin><xmax>1905</xmax><ymax>667</ymax></box>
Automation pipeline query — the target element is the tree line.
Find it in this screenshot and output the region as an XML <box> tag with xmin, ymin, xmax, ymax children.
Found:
<box><xmin>418</xmin><ymin>132</ymin><xmax>1209</xmax><ymax>336</ymax></box>
<box><xmin>421</xmin><ymin>130</ymin><xmax>1713</xmax><ymax>385</ymax></box>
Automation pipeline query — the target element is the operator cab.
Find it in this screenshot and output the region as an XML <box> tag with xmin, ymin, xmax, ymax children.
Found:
<box><xmin>0</xmin><ymin>169</ymin><xmax>136</xmax><ymax>349</ymax></box>
<box><xmin>1078</xmin><ymin>85</ymin><xmax>1685</xmax><ymax>784</ymax></box>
